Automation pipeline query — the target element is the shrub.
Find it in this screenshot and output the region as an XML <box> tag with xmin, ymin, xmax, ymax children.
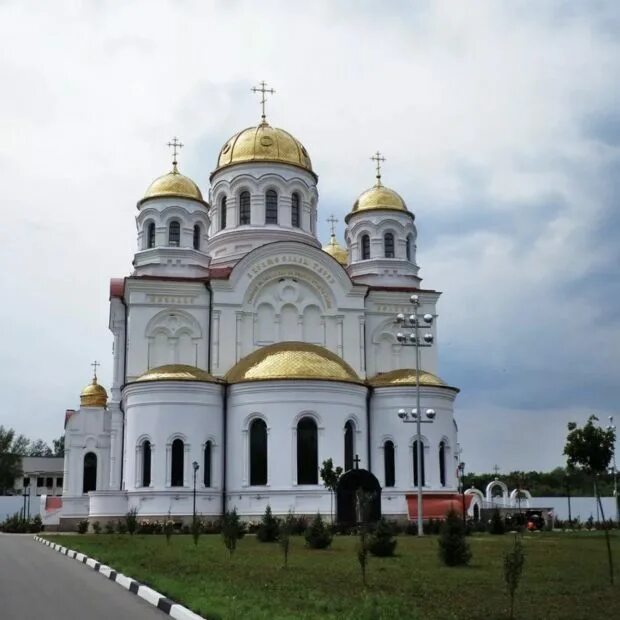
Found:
<box><xmin>367</xmin><ymin>518</ymin><xmax>398</xmax><ymax>557</ymax></box>
<box><xmin>31</xmin><ymin>514</ymin><xmax>43</xmax><ymax>533</ymax></box>
<box><xmin>222</xmin><ymin>508</ymin><xmax>244</xmax><ymax>558</ymax></box>
<box><xmin>489</xmin><ymin>508</ymin><xmax>506</xmax><ymax>535</ymax></box>
<box><xmin>438</xmin><ymin>509</ymin><xmax>471</xmax><ymax>566</ymax></box>
<box><xmin>404</xmin><ymin>521</ymin><xmax>418</xmax><ymax>536</ymax></box>
<box><xmin>116</xmin><ymin>519</ymin><xmax>127</xmax><ymax>534</ymax></box>
<box><xmin>126</xmin><ymin>508</ymin><xmax>138</xmax><ymax>535</ymax></box>
<box><xmin>504</xmin><ymin>535</ymin><xmax>525</xmax><ymax>620</ymax></box>
<box><xmin>279</xmin><ymin>510</ymin><xmax>296</xmax><ymax>568</ymax></box>
<box><xmin>92</xmin><ymin>521</ymin><xmax>101</xmax><ymax>535</ymax></box>
<box><xmin>291</xmin><ymin>515</ymin><xmax>309</xmax><ymax>535</ymax></box>
<box><xmin>191</xmin><ymin>518</ymin><xmax>202</xmax><ymax>546</ymax></box>
<box><xmin>104</xmin><ymin>521</ymin><xmax>115</xmax><ymax>534</ymax></box>
<box><xmin>164</xmin><ymin>519</ymin><xmax>174</xmax><ymax>543</ymax></box>
<box><xmin>77</xmin><ymin>519</ymin><xmax>89</xmax><ymax>534</ymax></box>
<box><xmin>257</xmin><ymin>505</ymin><xmax>280</xmax><ymax>543</ymax></box>
<box><xmin>304</xmin><ymin>513</ymin><xmax>333</xmax><ymax>549</ymax></box>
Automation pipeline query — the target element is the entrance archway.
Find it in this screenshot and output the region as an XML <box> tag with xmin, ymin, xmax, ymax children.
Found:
<box><xmin>336</xmin><ymin>468</ymin><xmax>381</xmax><ymax>525</ymax></box>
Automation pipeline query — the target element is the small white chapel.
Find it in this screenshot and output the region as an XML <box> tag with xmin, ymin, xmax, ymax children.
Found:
<box><xmin>59</xmin><ymin>85</ymin><xmax>463</xmax><ymax>529</ymax></box>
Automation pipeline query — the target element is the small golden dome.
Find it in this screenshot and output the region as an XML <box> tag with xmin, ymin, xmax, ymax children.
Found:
<box><xmin>213</xmin><ymin>122</ymin><xmax>314</xmax><ymax>178</ymax></box>
<box><xmin>132</xmin><ymin>364</ymin><xmax>222</xmax><ymax>384</ymax></box>
<box><xmin>139</xmin><ymin>167</ymin><xmax>204</xmax><ymax>206</ymax></box>
<box><xmin>80</xmin><ymin>379</ymin><xmax>108</xmax><ymax>408</ymax></box>
<box><xmin>226</xmin><ymin>342</ymin><xmax>362</xmax><ymax>384</ymax></box>
<box><xmin>345</xmin><ymin>183</ymin><xmax>410</xmax><ymax>223</ymax></box>
<box><xmin>368</xmin><ymin>369</ymin><xmax>458</xmax><ymax>391</ymax></box>
<box><xmin>322</xmin><ymin>234</ymin><xmax>348</xmax><ymax>266</ymax></box>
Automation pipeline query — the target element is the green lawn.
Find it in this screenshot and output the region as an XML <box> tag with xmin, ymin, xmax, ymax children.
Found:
<box><xmin>44</xmin><ymin>532</ymin><xmax>620</xmax><ymax>620</ymax></box>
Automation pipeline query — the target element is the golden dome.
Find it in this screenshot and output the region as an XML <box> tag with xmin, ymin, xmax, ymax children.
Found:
<box><xmin>226</xmin><ymin>342</ymin><xmax>362</xmax><ymax>384</ymax></box>
<box><xmin>322</xmin><ymin>234</ymin><xmax>348</xmax><ymax>266</ymax></box>
<box><xmin>213</xmin><ymin>122</ymin><xmax>314</xmax><ymax>178</ymax></box>
<box><xmin>132</xmin><ymin>364</ymin><xmax>222</xmax><ymax>384</ymax></box>
<box><xmin>139</xmin><ymin>166</ymin><xmax>204</xmax><ymax>206</ymax></box>
<box><xmin>368</xmin><ymin>369</ymin><xmax>458</xmax><ymax>391</ymax></box>
<box><xmin>345</xmin><ymin>183</ymin><xmax>410</xmax><ymax>223</ymax></box>
<box><xmin>80</xmin><ymin>379</ymin><xmax>108</xmax><ymax>408</ymax></box>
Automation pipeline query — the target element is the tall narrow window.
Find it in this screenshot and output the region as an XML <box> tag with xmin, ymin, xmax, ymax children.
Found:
<box><xmin>83</xmin><ymin>452</ymin><xmax>97</xmax><ymax>493</ymax></box>
<box><xmin>265</xmin><ymin>189</ymin><xmax>278</xmax><ymax>224</ymax></box>
<box><xmin>297</xmin><ymin>417</ymin><xmax>318</xmax><ymax>484</ymax></box>
<box><xmin>344</xmin><ymin>420</ymin><xmax>355</xmax><ymax>471</ymax></box>
<box><xmin>406</xmin><ymin>233</ymin><xmax>413</xmax><ymax>261</ymax></box>
<box><xmin>249</xmin><ymin>419</ymin><xmax>267</xmax><ymax>485</ymax></box>
<box><xmin>171</xmin><ymin>439</ymin><xmax>184</xmax><ymax>487</ymax></box>
<box><xmin>413</xmin><ymin>439</ymin><xmax>425</xmax><ymax>487</ymax></box>
<box><xmin>439</xmin><ymin>441</ymin><xmax>446</xmax><ymax>487</ymax></box>
<box><xmin>361</xmin><ymin>234</ymin><xmax>370</xmax><ymax>260</ymax></box>
<box><xmin>193</xmin><ymin>224</ymin><xmax>201</xmax><ymax>250</ymax></box>
<box><xmin>220</xmin><ymin>196</ymin><xmax>227</xmax><ymax>229</ymax></box>
<box><xmin>204</xmin><ymin>441</ymin><xmax>212</xmax><ymax>487</ymax></box>
<box><xmin>239</xmin><ymin>191</ymin><xmax>251</xmax><ymax>225</ymax></box>
<box><xmin>147</xmin><ymin>222</ymin><xmax>155</xmax><ymax>249</ymax></box>
<box><xmin>291</xmin><ymin>193</ymin><xmax>300</xmax><ymax>228</ymax></box>
<box><xmin>384</xmin><ymin>232</ymin><xmax>395</xmax><ymax>258</ymax></box>
<box><xmin>168</xmin><ymin>221</ymin><xmax>180</xmax><ymax>246</ymax></box>
<box><xmin>384</xmin><ymin>440</ymin><xmax>395</xmax><ymax>487</ymax></box>
<box><xmin>142</xmin><ymin>440</ymin><xmax>151</xmax><ymax>487</ymax></box>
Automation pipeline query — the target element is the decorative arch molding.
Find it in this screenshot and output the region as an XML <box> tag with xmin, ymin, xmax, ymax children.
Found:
<box><xmin>486</xmin><ymin>479</ymin><xmax>509</xmax><ymax>501</ymax></box>
<box><xmin>145</xmin><ymin>309</ymin><xmax>203</xmax><ymax>340</ymax></box>
<box><xmin>465</xmin><ymin>487</ymin><xmax>485</xmax><ymax>502</ymax></box>
<box><xmin>377</xmin><ymin>433</ymin><xmax>397</xmax><ymax>448</ymax></box>
<box><xmin>291</xmin><ymin>410</ymin><xmax>324</xmax><ymax>429</ymax></box>
<box><xmin>166</xmin><ymin>432</ymin><xmax>189</xmax><ymax>446</ymax></box>
<box><xmin>135</xmin><ymin>433</ymin><xmax>153</xmax><ymax>447</ymax></box>
<box><xmin>509</xmin><ymin>488</ymin><xmax>532</xmax><ymax>507</ymax></box>
<box><xmin>242</xmin><ymin>411</ymin><xmax>270</xmax><ymax>431</ymax></box>
<box><xmin>409</xmin><ymin>433</ymin><xmax>430</xmax><ymax>447</ymax></box>
<box><xmin>343</xmin><ymin>414</ymin><xmax>362</xmax><ymax>430</ymax></box>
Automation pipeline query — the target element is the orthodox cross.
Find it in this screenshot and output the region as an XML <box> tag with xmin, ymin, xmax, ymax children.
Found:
<box><xmin>327</xmin><ymin>214</ymin><xmax>338</xmax><ymax>236</ymax></box>
<box><xmin>167</xmin><ymin>137</ymin><xmax>184</xmax><ymax>171</ymax></box>
<box><xmin>370</xmin><ymin>151</ymin><xmax>386</xmax><ymax>185</ymax></box>
<box><xmin>353</xmin><ymin>454</ymin><xmax>361</xmax><ymax>470</ymax></box>
<box><xmin>251</xmin><ymin>80</ymin><xmax>275</xmax><ymax>123</ymax></box>
<box><xmin>91</xmin><ymin>360</ymin><xmax>100</xmax><ymax>380</ymax></box>
<box><xmin>493</xmin><ymin>464</ymin><xmax>500</xmax><ymax>477</ymax></box>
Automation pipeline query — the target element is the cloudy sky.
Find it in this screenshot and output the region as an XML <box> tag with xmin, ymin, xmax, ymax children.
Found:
<box><xmin>1</xmin><ymin>0</ymin><xmax>618</xmax><ymax>473</ymax></box>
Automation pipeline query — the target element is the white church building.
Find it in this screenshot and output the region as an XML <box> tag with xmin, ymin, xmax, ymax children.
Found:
<box><xmin>59</xmin><ymin>89</ymin><xmax>463</xmax><ymax>529</ymax></box>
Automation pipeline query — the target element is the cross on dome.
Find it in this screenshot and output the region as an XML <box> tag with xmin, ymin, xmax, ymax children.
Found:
<box><xmin>251</xmin><ymin>80</ymin><xmax>276</xmax><ymax>123</ymax></box>
<box><xmin>91</xmin><ymin>360</ymin><xmax>100</xmax><ymax>381</ymax></box>
<box><xmin>327</xmin><ymin>214</ymin><xmax>339</xmax><ymax>236</ymax></box>
<box><xmin>167</xmin><ymin>137</ymin><xmax>184</xmax><ymax>172</ymax></box>
<box><xmin>370</xmin><ymin>151</ymin><xmax>386</xmax><ymax>186</ymax></box>
<box><xmin>353</xmin><ymin>454</ymin><xmax>361</xmax><ymax>469</ymax></box>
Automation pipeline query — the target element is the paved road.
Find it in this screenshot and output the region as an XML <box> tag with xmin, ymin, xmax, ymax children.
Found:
<box><xmin>0</xmin><ymin>534</ymin><xmax>165</xmax><ymax>619</ymax></box>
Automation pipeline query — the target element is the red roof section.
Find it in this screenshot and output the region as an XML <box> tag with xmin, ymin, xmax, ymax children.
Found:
<box><xmin>109</xmin><ymin>278</ymin><xmax>125</xmax><ymax>299</ymax></box>
<box><xmin>406</xmin><ymin>493</ymin><xmax>474</xmax><ymax>519</ymax></box>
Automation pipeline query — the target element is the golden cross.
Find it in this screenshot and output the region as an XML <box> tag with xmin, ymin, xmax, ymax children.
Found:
<box><xmin>326</xmin><ymin>214</ymin><xmax>339</xmax><ymax>236</ymax></box>
<box><xmin>91</xmin><ymin>360</ymin><xmax>100</xmax><ymax>381</ymax></box>
<box><xmin>370</xmin><ymin>151</ymin><xmax>386</xmax><ymax>185</ymax></box>
<box><xmin>167</xmin><ymin>137</ymin><xmax>184</xmax><ymax>171</ymax></box>
<box><xmin>251</xmin><ymin>81</ymin><xmax>275</xmax><ymax>122</ymax></box>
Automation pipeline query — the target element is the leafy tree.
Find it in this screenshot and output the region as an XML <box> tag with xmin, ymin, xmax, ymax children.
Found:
<box><xmin>438</xmin><ymin>509</ymin><xmax>471</xmax><ymax>566</ymax></box>
<box><xmin>257</xmin><ymin>505</ymin><xmax>280</xmax><ymax>542</ymax></box>
<box><xmin>27</xmin><ymin>439</ymin><xmax>53</xmax><ymax>457</ymax></box>
<box><xmin>564</xmin><ymin>415</ymin><xmax>615</xmax><ymax>585</ymax></box>
<box><xmin>0</xmin><ymin>426</ymin><xmax>29</xmax><ymax>493</ymax></box>
<box><xmin>222</xmin><ymin>508</ymin><xmax>244</xmax><ymax>559</ymax></box>
<box><xmin>504</xmin><ymin>535</ymin><xmax>525</xmax><ymax>620</ymax></box>
<box><xmin>367</xmin><ymin>518</ymin><xmax>398</xmax><ymax>557</ymax></box>
<box><xmin>320</xmin><ymin>458</ymin><xmax>343</xmax><ymax>523</ymax></box>
<box><xmin>52</xmin><ymin>435</ymin><xmax>65</xmax><ymax>457</ymax></box>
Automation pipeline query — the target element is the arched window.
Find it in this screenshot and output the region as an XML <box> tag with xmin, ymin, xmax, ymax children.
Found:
<box><xmin>439</xmin><ymin>441</ymin><xmax>446</xmax><ymax>487</ymax></box>
<box><xmin>344</xmin><ymin>420</ymin><xmax>355</xmax><ymax>471</ymax></box>
<box><xmin>193</xmin><ymin>224</ymin><xmax>201</xmax><ymax>250</ymax></box>
<box><xmin>239</xmin><ymin>191</ymin><xmax>251</xmax><ymax>225</ymax></box>
<box><xmin>265</xmin><ymin>189</ymin><xmax>278</xmax><ymax>224</ymax></box>
<box><xmin>291</xmin><ymin>193</ymin><xmax>300</xmax><ymax>228</ymax></box>
<box><xmin>168</xmin><ymin>221</ymin><xmax>180</xmax><ymax>246</ymax></box>
<box><xmin>384</xmin><ymin>440</ymin><xmax>395</xmax><ymax>487</ymax></box>
<box><xmin>220</xmin><ymin>196</ymin><xmax>227</xmax><ymax>230</ymax></box>
<box><xmin>204</xmin><ymin>441</ymin><xmax>212</xmax><ymax>487</ymax></box>
<box><xmin>384</xmin><ymin>232</ymin><xmax>395</xmax><ymax>258</ymax></box>
<box><xmin>146</xmin><ymin>222</ymin><xmax>155</xmax><ymax>249</ymax></box>
<box><xmin>406</xmin><ymin>233</ymin><xmax>413</xmax><ymax>261</ymax></box>
<box><xmin>171</xmin><ymin>438</ymin><xmax>184</xmax><ymax>487</ymax></box>
<box><xmin>249</xmin><ymin>419</ymin><xmax>267</xmax><ymax>485</ymax></box>
<box><xmin>83</xmin><ymin>452</ymin><xmax>97</xmax><ymax>493</ymax></box>
<box><xmin>142</xmin><ymin>440</ymin><xmax>151</xmax><ymax>487</ymax></box>
<box><xmin>297</xmin><ymin>417</ymin><xmax>318</xmax><ymax>484</ymax></box>
<box><xmin>413</xmin><ymin>439</ymin><xmax>425</xmax><ymax>487</ymax></box>
<box><xmin>361</xmin><ymin>234</ymin><xmax>370</xmax><ymax>260</ymax></box>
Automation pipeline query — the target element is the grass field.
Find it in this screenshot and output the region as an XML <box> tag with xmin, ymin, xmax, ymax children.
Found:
<box><xmin>45</xmin><ymin>531</ymin><xmax>619</xmax><ymax>620</ymax></box>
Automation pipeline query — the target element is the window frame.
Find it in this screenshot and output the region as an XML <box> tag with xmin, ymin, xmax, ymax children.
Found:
<box><xmin>239</xmin><ymin>191</ymin><xmax>251</xmax><ymax>225</ymax></box>
<box><xmin>361</xmin><ymin>234</ymin><xmax>370</xmax><ymax>260</ymax></box>
<box><xmin>265</xmin><ymin>189</ymin><xmax>278</xmax><ymax>224</ymax></box>
<box><xmin>168</xmin><ymin>220</ymin><xmax>181</xmax><ymax>247</ymax></box>
<box><xmin>384</xmin><ymin>232</ymin><xmax>395</xmax><ymax>258</ymax></box>
<box><xmin>291</xmin><ymin>192</ymin><xmax>300</xmax><ymax>228</ymax></box>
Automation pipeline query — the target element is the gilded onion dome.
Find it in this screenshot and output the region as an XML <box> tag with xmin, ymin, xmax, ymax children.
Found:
<box><xmin>80</xmin><ymin>378</ymin><xmax>108</xmax><ymax>408</ymax></box>
<box><xmin>345</xmin><ymin>183</ymin><xmax>410</xmax><ymax>223</ymax></box>
<box><xmin>132</xmin><ymin>364</ymin><xmax>222</xmax><ymax>384</ymax></box>
<box><xmin>226</xmin><ymin>342</ymin><xmax>362</xmax><ymax>384</ymax></box>
<box><xmin>139</xmin><ymin>164</ymin><xmax>204</xmax><ymax>207</ymax></box>
<box><xmin>322</xmin><ymin>234</ymin><xmax>348</xmax><ymax>266</ymax></box>
<box><xmin>368</xmin><ymin>369</ymin><xmax>459</xmax><ymax>391</ymax></box>
<box><xmin>213</xmin><ymin>122</ymin><xmax>314</xmax><ymax>179</ymax></box>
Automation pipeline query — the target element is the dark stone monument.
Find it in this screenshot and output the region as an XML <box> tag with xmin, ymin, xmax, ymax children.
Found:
<box><xmin>336</xmin><ymin>454</ymin><xmax>382</xmax><ymax>526</ymax></box>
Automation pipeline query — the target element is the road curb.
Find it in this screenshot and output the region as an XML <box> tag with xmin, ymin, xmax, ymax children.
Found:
<box><xmin>33</xmin><ymin>536</ymin><xmax>206</xmax><ymax>620</ymax></box>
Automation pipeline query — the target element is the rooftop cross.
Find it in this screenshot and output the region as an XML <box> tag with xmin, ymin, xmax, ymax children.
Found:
<box><xmin>370</xmin><ymin>151</ymin><xmax>386</xmax><ymax>186</ymax></box>
<box><xmin>493</xmin><ymin>464</ymin><xmax>500</xmax><ymax>476</ymax></box>
<box><xmin>167</xmin><ymin>137</ymin><xmax>184</xmax><ymax>172</ymax></box>
<box><xmin>91</xmin><ymin>360</ymin><xmax>100</xmax><ymax>381</ymax></box>
<box><xmin>251</xmin><ymin>80</ymin><xmax>275</xmax><ymax>123</ymax></box>
<box><xmin>327</xmin><ymin>214</ymin><xmax>339</xmax><ymax>237</ymax></box>
<box><xmin>353</xmin><ymin>454</ymin><xmax>361</xmax><ymax>470</ymax></box>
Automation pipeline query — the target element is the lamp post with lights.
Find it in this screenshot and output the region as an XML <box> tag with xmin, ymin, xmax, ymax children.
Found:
<box><xmin>395</xmin><ymin>294</ymin><xmax>435</xmax><ymax>536</ymax></box>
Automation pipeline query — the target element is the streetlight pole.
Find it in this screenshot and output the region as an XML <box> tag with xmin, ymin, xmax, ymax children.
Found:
<box><xmin>192</xmin><ymin>461</ymin><xmax>199</xmax><ymax>527</ymax></box>
<box><xmin>458</xmin><ymin>461</ymin><xmax>466</xmax><ymax>527</ymax></box>
<box><xmin>608</xmin><ymin>416</ymin><xmax>619</xmax><ymax>524</ymax></box>
<box><xmin>396</xmin><ymin>294</ymin><xmax>435</xmax><ymax>537</ymax></box>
